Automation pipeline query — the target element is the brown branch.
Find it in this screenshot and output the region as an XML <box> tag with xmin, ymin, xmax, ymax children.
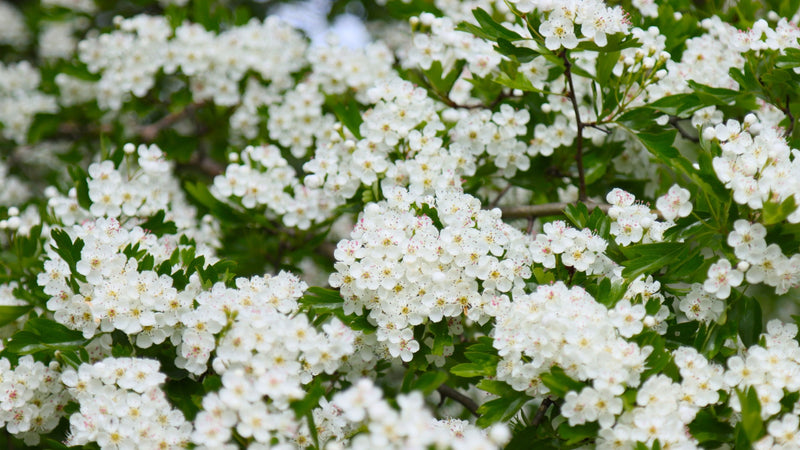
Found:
<box><xmin>56</xmin><ymin>102</ymin><xmax>205</xmax><ymax>142</ymax></box>
<box><xmin>433</xmin><ymin>85</ymin><xmax>519</xmax><ymax>111</ymax></box>
<box><xmin>562</xmin><ymin>50</ymin><xmax>587</xmax><ymax>202</ymax></box>
<box><xmin>785</xmin><ymin>94</ymin><xmax>795</xmax><ymax>138</ymax></box>
<box><xmin>437</xmin><ymin>384</ymin><xmax>480</xmax><ymax>417</ymax></box>
<box><xmin>500</xmin><ymin>202</ymin><xmax>611</xmax><ymax>219</ymax></box>
<box><xmin>139</xmin><ymin>102</ymin><xmax>205</xmax><ymax>142</ymax></box>
<box><xmin>489</xmin><ymin>184</ymin><xmax>512</xmax><ymax>209</ymax></box>
<box><xmin>668</xmin><ymin>116</ymin><xmax>699</xmax><ymax>143</ymax></box>
<box><xmin>531</xmin><ymin>398</ymin><xmax>554</xmax><ymax>427</ymax></box>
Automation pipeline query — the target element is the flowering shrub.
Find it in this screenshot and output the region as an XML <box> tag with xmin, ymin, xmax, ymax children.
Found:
<box><xmin>4</xmin><ymin>0</ymin><xmax>800</xmax><ymax>448</ymax></box>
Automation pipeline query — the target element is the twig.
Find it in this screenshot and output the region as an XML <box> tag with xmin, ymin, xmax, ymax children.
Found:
<box><xmin>785</xmin><ymin>94</ymin><xmax>795</xmax><ymax>138</ymax></box>
<box><xmin>489</xmin><ymin>184</ymin><xmax>512</xmax><ymax>209</ymax></box>
<box><xmin>562</xmin><ymin>50</ymin><xmax>587</xmax><ymax>202</ymax></box>
<box><xmin>531</xmin><ymin>398</ymin><xmax>554</xmax><ymax>427</ymax></box>
<box><xmin>500</xmin><ymin>202</ymin><xmax>611</xmax><ymax>219</ymax></box>
<box><xmin>437</xmin><ymin>384</ymin><xmax>480</xmax><ymax>417</ymax></box>
<box><xmin>668</xmin><ymin>116</ymin><xmax>699</xmax><ymax>142</ymax></box>
<box><xmin>433</xmin><ymin>86</ymin><xmax>519</xmax><ymax>111</ymax></box>
<box><xmin>56</xmin><ymin>102</ymin><xmax>205</xmax><ymax>142</ymax></box>
<box><xmin>139</xmin><ymin>102</ymin><xmax>204</xmax><ymax>142</ymax></box>
<box><xmin>175</xmin><ymin>151</ymin><xmax>225</xmax><ymax>178</ymax></box>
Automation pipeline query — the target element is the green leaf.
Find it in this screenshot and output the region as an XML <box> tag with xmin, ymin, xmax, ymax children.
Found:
<box><xmin>596</xmin><ymin>50</ymin><xmax>620</xmax><ymax>86</ymax></box>
<box><xmin>430</xmin><ymin>320</ymin><xmax>453</xmax><ymax>356</ymax></box>
<box><xmin>300</xmin><ymin>287</ymin><xmax>344</xmax><ymax>311</ymax></box>
<box><xmin>736</xmin><ymin>386</ymin><xmax>764</xmax><ymax>443</ymax></box>
<box><xmin>762</xmin><ymin>195</ymin><xmax>797</xmax><ymax>225</ymax></box>
<box><xmin>635</xmin><ymin>130</ymin><xmax>696</xmax><ymax>175</ymax></box>
<box><xmin>328</xmin><ymin>95</ymin><xmax>363</xmax><ymax>140</ymax></box>
<box><xmin>647</xmin><ymin>94</ymin><xmax>704</xmax><ymax>117</ymax></box>
<box><xmin>576</xmin><ymin>33</ymin><xmax>640</xmax><ymax>53</ymax></box>
<box><xmin>494</xmin><ymin>71</ymin><xmax>538</xmax><ymax>92</ymax></box>
<box><xmin>4</xmin><ymin>318</ymin><xmax>87</xmax><ymax>356</ymax></box>
<box><xmin>450</xmin><ymin>363</ymin><xmax>491</xmax><ymax>378</ymax></box>
<box><xmin>557</xmin><ymin>421</ymin><xmax>599</xmax><ymax>445</ymax></box>
<box><xmin>470</xmin><ymin>8</ymin><xmax>523</xmax><ymax>42</ymax></box>
<box><xmin>776</xmin><ymin>48</ymin><xmax>800</xmax><ymax>69</ymax></box>
<box><xmin>495</xmin><ymin>38</ymin><xmax>538</xmax><ymax>63</ymax></box>
<box><xmin>688</xmin><ymin>80</ymin><xmax>758</xmax><ymax>111</ymax></box>
<box><xmin>593</xmin><ymin>277</ymin><xmax>626</xmax><ymax>307</ymax></box>
<box><xmin>409</xmin><ymin>371</ymin><xmax>449</xmax><ymax>395</ymax></box>
<box><xmin>476</xmin><ymin>379</ymin><xmax>515</xmax><ymax>396</ymax></box>
<box><xmin>291</xmin><ymin>378</ymin><xmax>325</xmax><ymax>417</ymax></box>
<box><xmin>67</xmin><ymin>166</ymin><xmax>92</xmax><ymax>211</ymax></box>
<box><xmin>620</xmin><ymin>242</ymin><xmax>686</xmax><ymax>279</ymax></box>
<box><xmin>689</xmin><ymin>408</ymin><xmax>734</xmax><ymax>444</ymax></box>
<box><xmin>0</xmin><ymin>305</ymin><xmax>33</xmax><ymax>327</ymax></box>
<box><xmin>139</xmin><ymin>210</ymin><xmax>178</xmax><ymax>237</ymax></box>
<box><xmin>424</xmin><ymin>60</ymin><xmax>467</xmax><ymax>96</ymax></box>
<box><xmin>563</xmin><ymin>202</ymin><xmax>590</xmax><ymax>229</ymax></box>
<box><xmin>540</xmin><ymin>366</ymin><xmax>585</xmax><ymax>398</ymax></box>
<box><xmin>635</xmin><ymin>331</ymin><xmax>672</xmax><ymax>379</ymax></box>
<box><xmin>476</xmin><ymin>393</ymin><xmax>530</xmax><ymax>427</ymax></box>
<box><xmin>455</xmin><ymin>22</ymin><xmax>495</xmax><ymax>42</ymax></box>
<box><xmin>731</xmin><ymin>296</ymin><xmax>763</xmax><ymax>348</ymax></box>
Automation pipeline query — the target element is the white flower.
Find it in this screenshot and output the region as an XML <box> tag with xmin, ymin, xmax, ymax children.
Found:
<box><xmin>703</xmin><ymin>259</ymin><xmax>743</xmax><ymax>299</ymax></box>
<box><xmin>655</xmin><ymin>184</ymin><xmax>692</xmax><ymax>221</ymax></box>
<box><xmin>540</xmin><ymin>16</ymin><xmax>579</xmax><ymax>50</ymax></box>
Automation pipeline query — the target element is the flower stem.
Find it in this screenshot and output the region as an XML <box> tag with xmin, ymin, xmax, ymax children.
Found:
<box><xmin>561</xmin><ymin>50</ymin><xmax>587</xmax><ymax>202</ymax></box>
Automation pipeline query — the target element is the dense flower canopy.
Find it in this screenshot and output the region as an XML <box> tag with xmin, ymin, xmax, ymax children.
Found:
<box><xmin>3</xmin><ymin>0</ymin><xmax>800</xmax><ymax>448</ymax></box>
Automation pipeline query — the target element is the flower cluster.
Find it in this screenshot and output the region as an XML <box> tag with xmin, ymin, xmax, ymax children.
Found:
<box><xmin>330</xmin><ymin>187</ymin><xmax>532</xmax><ymax>361</ymax></box>
<box><xmin>709</xmin><ymin>117</ymin><xmax>800</xmax><ymax>222</ymax></box>
<box><xmin>0</xmin><ymin>61</ymin><xmax>58</xmax><ymax>143</ymax></box>
<box><xmin>176</xmin><ymin>271</ymin><xmax>313</xmax><ymax>375</ymax></box>
<box><xmin>530</xmin><ymin>219</ymin><xmax>613</xmax><ymax>275</ymax></box>
<box><xmin>607</xmin><ymin>188</ymin><xmax>673</xmax><ymax>245</ymax></box>
<box><xmin>317</xmin><ymin>378</ymin><xmax>509</xmax><ymax>449</ymax></box>
<box><xmin>62</xmin><ymin>357</ymin><xmax>191</xmax><ymax>449</ymax></box>
<box><xmin>597</xmin><ymin>348</ymin><xmax>723</xmax><ymax>448</ymax></box>
<box><xmin>508</xmin><ymin>0</ymin><xmax>630</xmax><ymax>49</ymax></box>
<box><xmin>405</xmin><ymin>12</ymin><xmax>501</xmax><ymax>78</ymax></box>
<box><xmin>211</xmin><ymin>144</ymin><xmax>334</xmax><ymax>230</ymax></box>
<box><xmin>726</xmin><ymin>320</ymin><xmax>800</xmax><ymax>422</ymax></box>
<box><xmin>40</xmin><ymin>217</ymin><xmax>193</xmax><ymax>340</ymax></box>
<box><xmin>678</xmin><ymin>283</ymin><xmax>725</xmax><ymax>323</ymax></box>
<box><xmin>0</xmin><ymin>2</ymin><xmax>29</xmax><ymax>47</ymax></box>
<box><xmin>493</xmin><ymin>282</ymin><xmax>652</xmax><ymax>397</ymax></box>
<box><xmin>77</xmin><ymin>14</ymin><xmax>307</xmax><ymax>110</ymax></box>
<box><xmin>0</xmin><ymin>356</ymin><xmax>67</xmax><ymax>446</ymax></box>
<box><xmin>231</xmin><ymin>39</ymin><xmax>393</xmax><ymax>143</ymax></box>
<box><xmin>190</xmin><ymin>274</ymin><xmax>358</xmax><ymax>447</ymax></box>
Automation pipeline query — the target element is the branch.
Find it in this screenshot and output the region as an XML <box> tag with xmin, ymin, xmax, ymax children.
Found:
<box><xmin>500</xmin><ymin>202</ymin><xmax>610</xmax><ymax>219</ymax></box>
<box><xmin>785</xmin><ymin>94</ymin><xmax>795</xmax><ymax>138</ymax></box>
<box><xmin>139</xmin><ymin>102</ymin><xmax>205</xmax><ymax>142</ymax></box>
<box><xmin>489</xmin><ymin>184</ymin><xmax>512</xmax><ymax>209</ymax></box>
<box><xmin>531</xmin><ymin>398</ymin><xmax>554</xmax><ymax>427</ymax></box>
<box><xmin>668</xmin><ymin>116</ymin><xmax>699</xmax><ymax>142</ymax></box>
<box><xmin>437</xmin><ymin>384</ymin><xmax>480</xmax><ymax>417</ymax></box>
<box><xmin>433</xmin><ymin>85</ymin><xmax>519</xmax><ymax>111</ymax></box>
<box><xmin>56</xmin><ymin>102</ymin><xmax>205</xmax><ymax>142</ymax></box>
<box><xmin>562</xmin><ymin>50</ymin><xmax>587</xmax><ymax>202</ymax></box>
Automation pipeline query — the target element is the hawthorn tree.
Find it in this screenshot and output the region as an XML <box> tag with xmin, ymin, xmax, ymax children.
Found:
<box><xmin>2</xmin><ymin>0</ymin><xmax>800</xmax><ymax>448</ymax></box>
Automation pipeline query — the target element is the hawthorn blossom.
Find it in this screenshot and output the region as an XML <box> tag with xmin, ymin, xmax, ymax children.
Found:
<box><xmin>703</xmin><ymin>259</ymin><xmax>743</xmax><ymax>299</ymax></box>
